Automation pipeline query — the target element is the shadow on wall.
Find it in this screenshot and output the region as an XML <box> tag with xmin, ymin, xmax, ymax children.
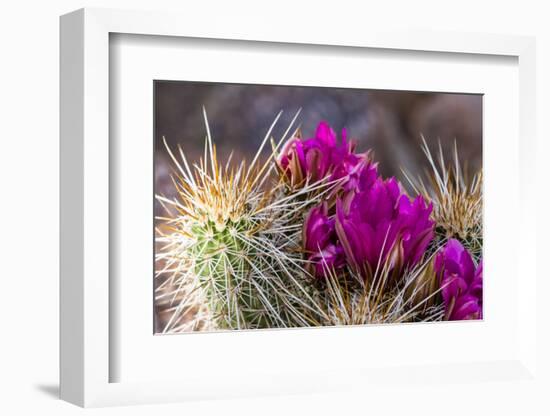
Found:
<box><xmin>34</xmin><ymin>384</ymin><xmax>59</xmax><ymax>400</ymax></box>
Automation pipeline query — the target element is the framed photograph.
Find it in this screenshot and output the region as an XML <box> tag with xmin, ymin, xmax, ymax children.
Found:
<box><xmin>60</xmin><ymin>7</ymin><xmax>538</xmax><ymax>407</ymax></box>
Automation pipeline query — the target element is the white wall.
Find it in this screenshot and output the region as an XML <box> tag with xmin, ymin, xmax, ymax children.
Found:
<box><xmin>1</xmin><ymin>1</ymin><xmax>548</xmax><ymax>414</ymax></box>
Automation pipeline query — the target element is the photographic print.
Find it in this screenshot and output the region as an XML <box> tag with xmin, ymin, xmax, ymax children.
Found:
<box><xmin>154</xmin><ymin>81</ymin><xmax>483</xmax><ymax>334</ymax></box>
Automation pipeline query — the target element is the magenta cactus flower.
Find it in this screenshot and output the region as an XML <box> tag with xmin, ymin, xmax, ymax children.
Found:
<box><xmin>335</xmin><ymin>175</ymin><xmax>434</xmax><ymax>276</ymax></box>
<box><xmin>303</xmin><ymin>203</ymin><xmax>346</xmax><ymax>277</ymax></box>
<box><xmin>278</xmin><ymin>121</ymin><xmax>371</xmax><ymax>191</ymax></box>
<box><xmin>434</xmin><ymin>239</ymin><xmax>483</xmax><ymax>320</ymax></box>
<box><xmin>294</xmin><ymin>121</ymin><xmax>434</xmax><ymax>281</ymax></box>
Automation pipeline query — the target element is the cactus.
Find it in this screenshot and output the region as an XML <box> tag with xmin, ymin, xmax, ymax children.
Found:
<box><xmin>155</xmin><ymin>114</ymin><xmax>478</xmax><ymax>333</ymax></box>
<box><xmin>155</xmin><ymin>109</ymin><xmax>329</xmax><ymax>332</ymax></box>
<box><xmin>402</xmin><ymin>137</ymin><xmax>483</xmax><ymax>263</ymax></box>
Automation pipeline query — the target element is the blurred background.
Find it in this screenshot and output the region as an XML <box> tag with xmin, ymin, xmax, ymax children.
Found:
<box><xmin>155</xmin><ymin>81</ymin><xmax>482</xmax><ymax>204</ymax></box>
<box><xmin>153</xmin><ymin>76</ymin><xmax>483</xmax><ymax>332</ymax></box>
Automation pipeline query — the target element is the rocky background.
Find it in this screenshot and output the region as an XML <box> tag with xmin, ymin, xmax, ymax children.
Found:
<box><xmin>155</xmin><ymin>81</ymin><xmax>482</xmax><ymax>203</ymax></box>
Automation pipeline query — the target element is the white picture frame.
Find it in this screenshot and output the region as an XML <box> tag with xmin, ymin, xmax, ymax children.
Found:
<box><xmin>60</xmin><ymin>7</ymin><xmax>538</xmax><ymax>408</ymax></box>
